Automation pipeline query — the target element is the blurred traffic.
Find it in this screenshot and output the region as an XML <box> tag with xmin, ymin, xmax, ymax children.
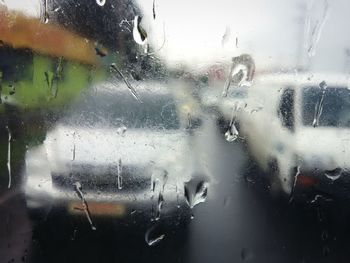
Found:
<box><xmin>1</xmin><ymin>0</ymin><xmax>350</xmax><ymax>262</ymax></box>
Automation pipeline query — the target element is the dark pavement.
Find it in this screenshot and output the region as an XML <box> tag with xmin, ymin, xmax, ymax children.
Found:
<box><xmin>2</xmin><ymin>118</ymin><xmax>350</xmax><ymax>263</ymax></box>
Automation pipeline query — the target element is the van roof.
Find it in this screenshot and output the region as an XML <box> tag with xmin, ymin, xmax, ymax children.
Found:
<box><xmin>254</xmin><ymin>73</ymin><xmax>349</xmax><ymax>87</ymax></box>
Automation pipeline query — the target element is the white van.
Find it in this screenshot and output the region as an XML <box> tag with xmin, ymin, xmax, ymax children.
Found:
<box><xmin>238</xmin><ymin>73</ymin><xmax>350</xmax><ymax>196</ymax></box>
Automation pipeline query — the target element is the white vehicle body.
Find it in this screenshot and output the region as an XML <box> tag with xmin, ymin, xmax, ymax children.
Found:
<box><xmin>23</xmin><ymin>81</ymin><xmax>205</xmax><ymax>218</ymax></box>
<box><xmin>239</xmin><ymin>73</ymin><xmax>350</xmax><ymax>194</ymax></box>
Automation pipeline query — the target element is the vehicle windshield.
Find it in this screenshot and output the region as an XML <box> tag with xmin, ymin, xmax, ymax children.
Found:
<box><xmin>4</xmin><ymin>1</ymin><xmax>350</xmax><ymax>263</ymax></box>
<box><xmin>302</xmin><ymin>86</ymin><xmax>350</xmax><ymax>127</ymax></box>
<box><xmin>63</xmin><ymin>86</ymin><xmax>180</xmax><ymax>130</ymax></box>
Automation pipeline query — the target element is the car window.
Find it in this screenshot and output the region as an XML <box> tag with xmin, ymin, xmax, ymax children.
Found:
<box><xmin>2</xmin><ymin>1</ymin><xmax>350</xmax><ymax>263</ymax></box>
<box><xmin>63</xmin><ymin>88</ymin><xmax>180</xmax><ymax>130</ymax></box>
<box><xmin>302</xmin><ymin>86</ymin><xmax>350</xmax><ymax>127</ymax></box>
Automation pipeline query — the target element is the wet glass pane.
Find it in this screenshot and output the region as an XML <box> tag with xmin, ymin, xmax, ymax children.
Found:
<box><xmin>1</xmin><ymin>0</ymin><xmax>350</xmax><ymax>262</ymax></box>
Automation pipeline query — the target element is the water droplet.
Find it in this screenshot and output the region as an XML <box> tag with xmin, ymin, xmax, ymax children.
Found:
<box><xmin>322</xmin><ymin>230</ymin><xmax>328</xmax><ymax>241</ymax></box>
<box><xmin>221</xmin><ymin>26</ymin><xmax>231</xmax><ymax>47</ymax></box>
<box><xmin>153</xmin><ymin>0</ymin><xmax>156</xmax><ymax>19</ymax></box>
<box><xmin>155</xmin><ymin>192</ymin><xmax>164</xmax><ymax>221</ymax></box>
<box><xmin>289</xmin><ymin>166</ymin><xmax>301</xmax><ymax>203</ymax></box>
<box><xmin>110</xmin><ymin>63</ymin><xmax>142</xmax><ymax>103</ymax></box>
<box><xmin>71</xmin><ymin>132</ymin><xmax>76</xmax><ymax>161</ymax></box>
<box><xmin>312</xmin><ymin>81</ymin><xmax>327</xmax><ymax>127</ymax></box>
<box><xmin>187</xmin><ymin>113</ymin><xmax>192</xmax><ymax>129</ymax></box>
<box><xmin>225</xmin><ymin>108</ymin><xmax>239</xmax><ymax>142</ymax></box>
<box><xmin>117</xmin><ymin>158</ymin><xmax>123</xmax><ymax>190</ymax></box>
<box><xmin>222</xmin><ymin>54</ymin><xmax>255</xmax><ymax>97</ymax></box>
<box><xmin>151</xmin><ymin>177</ymin><xmax>156</xmax><ymax>194</ymax></box>
<box><xmin>117</xmin><ymin>126</ymin><xmax>127</xmax><ymax>136</ymax></box>
<box><xmin>223</xmin><ymin>196</ymin><xmax>231</xmax><ymax>207</ymax></box>
<box><xmin>73</xmin><ymin>182</ymin><xmax>96</xmax><ymax>230</ymax></box>
<box><xmin>184</xmin><ymin>178</ymin><xmax>208</xmax><ymax>209</ymax></box>
<box><xmin>241</xmin><ymin>248</ymin><xmax>254</xmax><ymax>261</ymax></box>
<box><xmin>145</xmin><ymin>225</ymin><xmax>165</xmax><ymax>246</ymax></box>
<box><xmin>42</xmin><ymin>0</ymin><xmax>49</xmax><ymax>24</ymax></box>
<box><xmin>44</xmin><ymin>71</ymin><xmax>59</xmax><ymax>99</ymax></box>
<box><xmin>161</xmin><ymin>170</ymin><xmax>168</xmax><ymax>192</ymax></box>
<box><xmin>176</xmin><ymin>185</ymin><xmax>180</xmax><ymax>208</ymax></box>
<box><xmin>225</xmin><ymin>123</ymin><xmax>239</xmax><ymax>142</ymax></box>
<box><xmin>306</xmin><ymin>0</ymin><xmax>330</xmax><ymax>57</ymax></box>
<box><xmin>71</xmin><ymin>229</ymin><xmax>77</xmax><ymax>240</ymax></box>
<box><xmin>71</xmin><ymin>144</ymin><xmax>76</xmax><ymax>161</ymax></box>
<box><xmin>322</xmin><ymin>245</ymin><xmax>330</xmax><ymax>257</ymax></box>
<box><xmin>310</xmin><ymin>194</ymin><xmax>332</xmax><ymax>204</ymax></box>
<box><xmin>96</xmin><ymin>0</ymin><xmax>106</xmax><ymax>6</ymax></box>
<box><xmin>319</xmin><ymin>80</ymin><xmax>328</xmax><ymax>89</ymax></box>
<box><xmin>95</xmin><ymin>45</ymin><xmax>108</xmax><ymax>57</ymax></box>
<box><xmin>190</xmin><ymin>214</ymin><xmax>194</xmax><ymax>220</ymax></box>
<box><xmin>324</xmin><ymin>168</ymin><xmax>342</xmax><ymax>181</ymax></box>
<box><xmin>6</xmin><ymin>126</ymin><xmax>11</xmax><ymax>189</ymax></box>
<box><xmin>133</xmin><ymin>16</ymin><xmax>148</xmax><ymax>46</ymax></box>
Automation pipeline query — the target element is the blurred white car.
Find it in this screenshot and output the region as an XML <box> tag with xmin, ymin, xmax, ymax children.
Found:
<box><xmin>22</xmin><ymin>81</ymin><xmax>206</xmax><ymax>223</ymax></box>
<box><xmin>239</xmin><ymin>73</ymin><xmax>350</xmax><ymax>196</ymax></box>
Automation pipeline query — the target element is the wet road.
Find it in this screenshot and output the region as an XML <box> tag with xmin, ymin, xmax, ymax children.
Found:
<box><xmin>2</xmin><ymin>118</ymin><xmax>350</xmax><ymax>263</ymax></box>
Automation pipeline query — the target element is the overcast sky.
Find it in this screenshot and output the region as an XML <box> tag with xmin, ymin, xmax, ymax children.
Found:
<box><xmin>3</xmin><ymin>0</ymin><xmax>350</xmax><ymax>73</ymax></box>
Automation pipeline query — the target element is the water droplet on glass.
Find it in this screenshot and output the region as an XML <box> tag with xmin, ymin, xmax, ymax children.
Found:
<box><xmin>71</xmin><ymin>132</ymin><xmax>76</xmax><ymax>161</ymax></box>
<box><xmin>153</xmin><ymin>0</ymin><xmax>156</xmax><ymax>19</ymax></box>
<box><xmin>223</xmin><ymin>196</ymin><xmax>231</xmax><ymax>207</ymax></box>
<box><xmin>6</xmin><ymin>126</ymin><xmax>11</xmax><ymax>189</ymax></box>
<box><xmin>145</xmin><ymin>225</ymin><xmax>165</xmax><ymax>246</ymax></box>
<box><xmin>95</xmin><ymin>46</ymin><xmax>108</xmax><ymax>57</ymax></box>
<box><xmin>41</xmin><ymin>0</ymin><xmax>49</xmax><ymax>24</ymax></box>
<box><xmin>289</xmin><ymin>166</ymin><xmax>301</xmax><ymax>203</ymax></box>
<box><xmin>71</xmin><ymin>229</ymin><xmax>77</xmax><ymax>240</ymax></box>
<box><xmin>96</xmin><ymin>0</ymin><xmax>106</xmax><ymax>6</ymax></box>
<box><xmin>184</xmin><ymin>178</ymin><xmax>208</xmax><ymax>209</ymax></box>
<box><xmin>306</xmin><ymin>0</ymin><xmax>330</xmax><ymax>57</ymax></box>
<box><xmin>190</xmin><ymin>214</ymin><xmax>194</xmax><ymax>220</ymax></box>
<box><xmin>73</xmin><ymin>182</ymin><xmax>96</xmax><ymax>230</ymax></box>
<box><xmin>312</xmin><ymin>81</ymin><xmax>327</xmax><ymax>127</ymax></box>
<box><xmin>225</xmin><ymin>108</ymin><xmax>239</xmax><ymax>142</ymax></box>
<box><xmin>222</xmin><ymin>54</ymin><xmax>255</xmax><ymax>97</ymax></box>
<box><xmin>110</xmin><ymin>63</ymin><xmax>142</xmax><ymax>103</ymax></box>
<box><xmin>310</xmin><ymin>194</ymin><xmax>327</xmax><ymax>204</ymax></box>
<box><xmin>321</xmin><ymin>230</ymin><xmax>328</xmax><ymax>241</ymax></box>
<box><xmin>241</xmin><ymin>248</ymin><xmax>254</xmax><ymax>261</ymax></box>
<box><xmin>187</xmin><ymin>112</ymin><xmax>192</xmax><ymax>129</ymax></box>
<box><xmin>221</xmin><ymin>26</ymin><xmax>231</xmax><ymax>47</ymax></box>
<box><xmin>155</xmin><ymin>192</ymin><xmax>164</xmax><ymax>221</ymax></box>
<box><xmin>117</xmin><ymin>158</ymin><xmax>123</xmax><ymax>190</ymax></box>
<box><xmin>322</xmin><ymin>245</ymin><xmax>330</xmax><ymax>257</ymax></box>
<box><xmin>133</xmin><ymin>16</ymin><xmax>148</xmax><ymax>47</ymax></box>
<box><xmin>44</xmin><ymin>71</ymin><xmax>59</xmax><ymax>99</ymax></box>
<box><xmin>117</xmin><ymin>126</ymin><xmax>127</xmax><ymax>136</ymax></box>
<box><xmin>324</xmin><ymin>168</ymin><xmax>342</xmax><ymax>181</ymax></box>
<box><xmin>225</xmin><ymin>123</ymin><xmax>239</xmax><ymax>142</ymax></box>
